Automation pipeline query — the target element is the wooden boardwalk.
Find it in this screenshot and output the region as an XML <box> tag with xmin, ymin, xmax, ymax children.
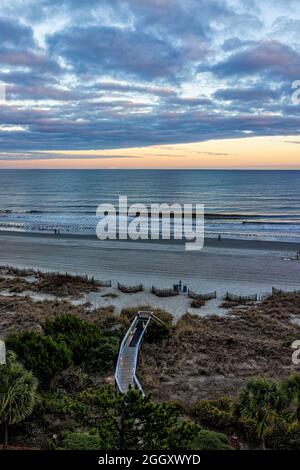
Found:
<box><xmin>115</xmin><ymin>311</ymin><xmax>162</xmax><ymax>395</ymax></box>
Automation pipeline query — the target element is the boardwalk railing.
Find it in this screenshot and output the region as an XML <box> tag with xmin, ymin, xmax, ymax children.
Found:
<box><xmin>115</xmin><ymin>311</ymin><xmax>163</xmax><ymax>395</ymax></box>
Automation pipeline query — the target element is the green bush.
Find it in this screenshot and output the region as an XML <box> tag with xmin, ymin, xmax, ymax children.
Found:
<box><xmin>265</xmin><ymin>420</ymin><xmax>300</xmax><ymax>449</ymax></box>
<box><xmin>63</xmin><ymin>432</ymin><xmax>103</xmax><ymax>450</ymax></box>
<box><xmin>145</xmin><ymin>310</ymin><xmax>173</xmax><ymax>343</ymax></box>
<box><xmin>44</xmin><ymin>314</ymin><xmax>119</xmax><ymax>373</ymax></box>
<box><xmin>193</xmin><ymin>398</ymin><xmax>235</xmax><ymax>430</ymax></box>
<box><xmin>85</xmin><ymin>336</ymin><xmax>119</xmax><ymax>373</ymax></box>
<box><xmin>43</xmin><ymin>314</ymin><xmax>103</xmax><ymax>363</ymax></box>
<box><xmin>7</xmin><ymin>331</ymin><xmax>72</xmax><ymax>386</ymax></box>
<box><xmin>191</xmin><ymin>429</ymin><xmax>232</xmax><ymax>450</ymax></box>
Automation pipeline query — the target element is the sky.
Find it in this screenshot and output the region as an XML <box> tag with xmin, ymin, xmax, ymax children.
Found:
<box><xmin>0</xmin><ymin>0</ymin><xmax>300</xmax><ymax>169</ymax></box>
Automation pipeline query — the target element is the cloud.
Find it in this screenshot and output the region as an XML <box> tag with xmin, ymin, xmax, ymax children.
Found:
<box><xmin>0</xmin><ymin>2</ymin><xmax>300</xmax><ymax>155</ymax></box>
<box><xmin>48</xmin><ymin>24</ymin><xmax>205</xmax><ymax>81</ymax></box>
<box><xmin>214</xmin><ymin>86</ymin><xmax>281</xmax><ymax>102</ymax></box>
<box><xmin>0</xmin><ymin>16</ymin><xmax>34</xmax><ymax>48</ymax></box>
<box><xmin>211</xmin><ymin>40</ymin><xmax>300</xmax><ymax>81</ymax></box>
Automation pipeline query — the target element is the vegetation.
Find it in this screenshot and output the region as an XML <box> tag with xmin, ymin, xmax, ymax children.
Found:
<box><xmin>1</xmin><ymin>270</ymin><xmax>300</xmax><ymax>450</ymax></box>
<box><xmin>62</xmin><ymin>432</ymin><xmax>103</xmax><ymax>450</ymax></box>
<box><xmin>7</xmin><ymin>314</ymin><xmax>119</xmax><ymax>384</ymax></box>
<box><xmin>191</xmin><ymin>429</ymin><xmax>232</xmax><ymax>450</ymax></box>
<box><xmin>193</xmin><ymin>375</ymin><xmax>300</xmax><ymax>449</ymax></box>
<box><xmin>7</xmin><ymin>331</ymin><xmax>72</xmax><ymax>386</ymax></box>
<box><xmin>0</xmin><ymin>351</ymin><xmax>38</xmax><ymax>449</ymax></box>
<box><xmin>77</xmin><ymin>387</ymin><xmax>201</xmax><ymax>450</ymax></box>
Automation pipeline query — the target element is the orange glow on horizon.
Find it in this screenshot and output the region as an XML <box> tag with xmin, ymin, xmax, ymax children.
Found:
<box><xmin>0</xmin><ymin>135</ymin><xmax>300</xmax><ymax>169</ymax></box>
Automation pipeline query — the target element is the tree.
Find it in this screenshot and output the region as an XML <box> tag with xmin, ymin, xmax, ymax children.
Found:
<box><xmin>63</xmin><ymin>432</ymin><xmax>103</xmax><ymax>450</ymax></box>
<box><xmin>85</xmin><ymin>337</ymin><xmax>119</xmax><ymax>373</ymax></box>
<box><xmin>281</xmin><ymin>374</ymin><xmax>300</xmax><ymax>420</ymax></box>
<box><xmin>80</xmin><ymin>387</ymin><xmax>199</xmax><ymax>450</ymax></box>
<box><xmin>0</xmin><ymin>351</ymin><xmax>38</xmax><ymax>449</ymax></box>
<box><xmin>235</xmin><ymin>378</ymin><xmax>287</xmax><ymax>449</ymax></box>
<box><xmin>7</xmin><ymin>331</ymin><xmax>72</xmax><ymax>386</ymax></box>
<box><xmin>43</xmin><ymin>314</ymin><xmax>103</xmax><ymax>363</ymax></box>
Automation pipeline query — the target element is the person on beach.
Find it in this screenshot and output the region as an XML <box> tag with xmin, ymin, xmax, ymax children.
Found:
<box><xmin>218</xmin><ymin>233</ymin><xmax>221</xmax><ymax>241</ymax></box>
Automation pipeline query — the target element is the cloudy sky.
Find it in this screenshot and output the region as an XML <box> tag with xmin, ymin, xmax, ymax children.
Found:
<box><xmin>0</xmin><ymin>0</ymin><xmax>300</xmax><ymax>168</ymax></box>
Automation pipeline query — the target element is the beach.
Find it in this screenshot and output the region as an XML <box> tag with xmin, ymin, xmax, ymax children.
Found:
<box><xmin>0</xmin><ymin>230</ymin><xmax>299</xmax><ymax>317</ymax></box>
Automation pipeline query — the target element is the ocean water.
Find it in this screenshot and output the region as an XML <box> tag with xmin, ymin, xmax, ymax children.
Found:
<box><xmin>1</xmin><ymin>169</ymin><xmax>300</xmax><ymax>242</ymax></box>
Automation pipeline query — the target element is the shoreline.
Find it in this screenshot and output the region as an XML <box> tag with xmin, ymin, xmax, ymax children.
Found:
<box><xmin>0</xmin><ymin>229</ymin><xmax>299</xmax><ymax>318</ymax></box>
<box><xmin>0</xmin><ymin>228</ymin><xmax>300</xmax><ymax>252</ymax></box>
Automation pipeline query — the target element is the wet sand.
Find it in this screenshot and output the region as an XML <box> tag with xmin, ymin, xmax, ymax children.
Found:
<box><xmin>0</xmin><ymin>231</ymin><xmax>299</xmax><ymax>302</ymax></box>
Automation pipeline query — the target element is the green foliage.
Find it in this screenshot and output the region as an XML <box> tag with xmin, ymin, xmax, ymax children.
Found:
<box><xmin>265</xmin><ymin>418</ymin><xmax>300</xmax><ymax>449</ymax></box>
<box><xmin>43</xmin><ymin>314</ymin><xmax>119</xmax><ymax>372</ymax></box>
<box><xmin>7</xmin><ymin>331</ymin><xmax>72</xmax><ymax>386</ymax></box>
<box><xmin>79</xmin><ymin>387</ymin><xmax>200</xmax><ymax>450</ymax></box>
<box><xmin>62</xmin><ymin>432</ymin><xmax>103</xmax><ymax>450</ymax></box>
<box><xmin>145</xmin><ymin>311</ymin><xmax>173</xmax><ymax>344</ymax></box>
<box><xmin>281</xmin><ymin>374</ymin><xmax>300</xmax><ymax>420</ymax></box>
<box><xmin>43</xmin><ymin>314</ymin><xmax>102</xmax><ymax>364</ymax></box>
<box><xmin>193</xmin><ymin>398</ymin><xmax>236</xmax><ymax>430</ymax></box>
<box><xmin>191</xmin><ymin>429</ymin><xmax>232</xmax><ymax>450</ymax></box>
<box><xmin>235</xmin><ymin>378</ymin><xmax>289</xmax><ymax>449</ymax></box>
<box><xmin>0</xmin><ymin>351</ymin><xmax>38</xmax><ymax>448</ymax></box>
<box><xmin>85</xmin><ymin>336</ymin><xmax>119</xmax><ymax>372</ymax></box>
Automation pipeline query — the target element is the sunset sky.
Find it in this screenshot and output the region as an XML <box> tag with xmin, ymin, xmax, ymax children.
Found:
<box><xmin>0</xmin><ymin>0</ymin><xmax>300</xmax><ymax>168</ymax></box>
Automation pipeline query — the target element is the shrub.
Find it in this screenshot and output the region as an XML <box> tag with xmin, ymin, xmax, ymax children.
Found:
<box><xmin>63</xmin><ymin>432</ymin><xmax>103</xmax><ymax>450</ymax></box>
<box><xmin>53</xmin><ymin>367</ymin><xmax>91</xmax><ymax>394</ymax></box>
<box><xmin>191</xmin><ymin>429</ymin><xmax>232</xmax><ymax>450</ymax></box>
<box><xmin>84</xmin><ymin>336</ymin><xmax>119</xmax><ymax>373</ymax></box>
<box><xmin>193</xmin><ymin>398</ymin><xmax>236</xmax><ymax>430</ymax></box>
<box><xmin>265</xmin><ymin>420</ymin><xmax>300</xmax><ymax>449</ymax></box>
<box><xmin>43</xmin><ymin>314</ymin><xmax>102</xmax><ymax>364</ymax></box>
<box><xmin>44</xmin><ymin>314</ymin><xmax>119</xmax><ymax>373</ymax></box>
<box><xmin>7</xmin><ymin>331</ymin><xmax>72</xmax><ymax>386</ymax></box>
<box><xmin>144</xmin><ymin>309</ymin><xmax>173</xmax><ymax>343</ymax></box>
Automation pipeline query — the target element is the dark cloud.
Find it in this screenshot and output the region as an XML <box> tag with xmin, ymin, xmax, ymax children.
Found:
<box><xmin>214</xmin><ymin>86</ymin><xmax>281</xmax><ymax>102</ymax></box>
<box><xmin>48</xmin><ymin>25</ymin><xmax>204</xmax><ymax>81</ymax></box>
<box><xmin>0</xmin><ymin>17</ymin><xmax>34</xmax><ymax>48</ymax></box>
<box><xmin>0</xmin><ymin>2</ymin><xmax>300</xmax><ymax>154</ymax></box>
<box><xmin>211</xmin><ymin>41</ymin><xmax>300</xmax><ymax>81</ymax></box>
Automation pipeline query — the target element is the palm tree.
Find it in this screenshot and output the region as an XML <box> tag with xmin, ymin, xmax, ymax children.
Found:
<box><xmin>236</xmin><ymin>378</ymin><xmax>287</xmax><ymax>449</ymax></box>
<box><xmin>281</xmin><ymin>374</ymin><xmax>300</xmax><ymax>420</ymax></box>
<box><xmin>0</xmin><ymin>350</ymin><xmax>38</xmax><ymax>449</ymax></box>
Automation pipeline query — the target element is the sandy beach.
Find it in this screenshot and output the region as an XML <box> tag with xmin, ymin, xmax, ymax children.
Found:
<box><xmin>0</xmin><ymin>230</ymin><xmax>299</xmax><ymax>317</ymax></box>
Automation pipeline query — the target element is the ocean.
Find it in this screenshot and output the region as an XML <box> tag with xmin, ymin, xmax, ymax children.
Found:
<box><xmin>1</xmin><ymin>169</ymin><xmax>300</xmax><ymax>242</ymax></box>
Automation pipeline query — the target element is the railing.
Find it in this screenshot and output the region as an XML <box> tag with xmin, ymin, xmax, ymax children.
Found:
<box><xmin>115</xmin><ymin>311</ymin><xmax>155</xmax><ymax>396</ymax></box>
<box><xmin>114</xmin><ymin>315</ymin><xmax>139</xmax><ymax>393</ymax></box>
